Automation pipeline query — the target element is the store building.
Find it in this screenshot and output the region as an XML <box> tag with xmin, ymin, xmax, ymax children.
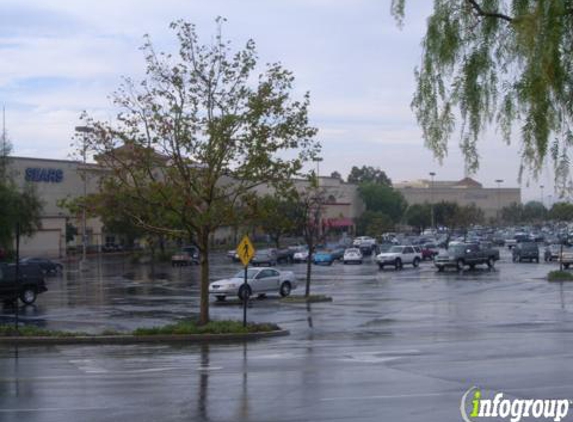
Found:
<box><xmin>394</xmin><ymin>177</ymin><xmax>521</xmax><ymax>219</ymax></box>
<box><xmin>7</xmin><ymin>156</ymin><xmax>106</xmax><ymax>258</ymax></box>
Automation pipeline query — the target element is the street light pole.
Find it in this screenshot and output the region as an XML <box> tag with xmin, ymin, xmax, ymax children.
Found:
<box><xmin>75</xmin><ymin>126</ymin><xmax>93</xmax><ymax>272</ymax></box>
<box><xmin>429</xmin><ymin>172</ymin><xmax>436</xmax><ymax>231</ymax></box>
<box><xmin>540</xmin><ymin>185</ymin><xmax>544</xmax><ymax>207</ymax></box>
<box><xmin>495</xmin><ymin>179</ymin><xmax>503</xmax><ymax>226</ymax></box>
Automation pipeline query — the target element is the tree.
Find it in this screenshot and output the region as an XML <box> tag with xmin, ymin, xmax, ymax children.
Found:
<box><xmin>0</xmin><ymin>137</ymin><xmax>43</xmax><ymax>251</ymax></box>
<box><xmin>355</xmin><ymin>210</ymin><xmax>394</xmax><ymax>237</ymax></box>
<box><xmin>347</xmin><ymin>166</ymin><xmax>392</xmax><ymax>186</ymax></box>
<box><xmin>501</xmin><ymin>202</ymin><xmax>524</xmax><ymax>225</ymax></box>
<box><xmin>405</xmin><ymin>203</ymin><xmax>432</xmax><ymax>232</ymax></box>
<box><xmin>254</xmin><ymin>193</ymin><xmax>301</xmax><ymax>248</ymax></box>
<box><xmin>434</xmin><ymin>201</ymin><xmax>459</xmax><ymax>228</ymax></box>
<box><xmin>549</xmin><ymin>202</ymin><xmax>573</xmax><ymax>221</ymax></box>
<box><xmin>292</xmin><ymin>175</ymin><xmax>327</xmax><ymax>298</ymax></box>
<box><xmin>392</xmin><ymin>1</ymin><xmax>573</xmax><ymax>188</ymax></box>
<box><xmin>79</xmin><ymin>19</ymin><xmax>319</xmax><ymax>324</ymax></box>
<box><xmin>452</xmin><ymin>203</ymin><xmax>485</xmax><ymax>229</ymax></box>
<box><xmin>330</xmin><ymin>171</ymin><xmax>342</xmax><ymax>180</ymax></box>
<box><xmin>522</xmin><ymin>200</ymin><xmax>548</xmax><ymax>222</ymax></box>
<box><xmin>357</xmin><ymin>183</ymin><xmax>407</xmax><ymax>223</ymax></box>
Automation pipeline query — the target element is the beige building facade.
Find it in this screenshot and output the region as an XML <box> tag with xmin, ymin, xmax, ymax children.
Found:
<box><xmin>7</xmin><ymin>156</ymin><xmax>106</xmax><ymax>258</ymax></box>
<box><xmin>395</xmin><ymin>177</ymin><xmax>521</xmax><ymax>219</ymax></box>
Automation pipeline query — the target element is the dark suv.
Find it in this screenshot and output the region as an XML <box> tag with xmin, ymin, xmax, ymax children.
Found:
<box><xmin>0</xmin><ymin>263</ymin><xmax>48</xmax><ymax>305</ymax></box>
<box><xmin>512</xmin><ymin>242</ymin><xmax>540</xmax><ymax>263</ymax></box>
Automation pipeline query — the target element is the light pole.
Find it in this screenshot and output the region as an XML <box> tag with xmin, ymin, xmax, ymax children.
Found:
<box><xmin>313</xmin><ymin>157</ymin><xmax>323</xmax><ymax>238</ymax></box>
<box><xmin>75</xmin><ymin>126</ymin><xmax>93</xmax><ymax>271</ymax></box>
<box><xmin>495</xmin><ymin>179</ymin><xmax>503</xmax><ymax>226</ymax></box>
<box><xmin>540</xmin><ymin>185</ymin><xmax>544</xmax><ymax>207</ymax></box>
<box><xmin>429</xmin><ymin>172</ymin><xmax>436</xmax><ymax>231</ymax></box>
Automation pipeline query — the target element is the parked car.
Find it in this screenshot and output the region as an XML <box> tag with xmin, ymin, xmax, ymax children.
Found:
<box><xmin>19</xmin><ymin>257</ymin><xmax>63</xmax><ymax>275</ymax></box>
<box><xmin>227</xmin><ymin>250</ymin><xmax>240</xmax><ymax>262</ymax></box>
<box><xmin>0</xmin><ymin>262</ymin><xmax>48</xmax><ymax>305</ymax></box>
<box><xmin>376</xmin><ymin>245</ymin><xmax>422</xmax><ymax>270</ymax></box>
<box><xmin>353</xmin><ymin>236</ymin><xmax>377</xmax><ymax>255</ymax></box>
<box><xmin>208</xmin><ymin>267</ymin><xmax>296</xmax><ymax>301</ymax></box>
<box><xmin>559</xmin><ymin>248</ymin><xmax>573</xmax><ymax>269</ymax></box>
<box><xmin>512</xmin><ymin>242</ymin><xmax>540</xmax><ymax>263</ymax></box>
<box><xmin>292</xmin><ymin>249</ymin><xmax>310</xmax><ymax>263</ymax></box>
<box><xmin>313</xmin><ymin>250</ymin><xmax>337</xmax><ymax>266</ymax></box>
<box><xmin>251</xmin><ymin>249</ymin><xmax>278</xmax><ymax>266</ymax></box>
<box><xmin>171</xmin><ymin>246</ymin><xmax>200</xmax><ymax>266</ymax></box>
<box><xmin>343</xmin><ymin>248</ymin><xmax>363</xmax><ymax>264</ymax></box>
<box><xmin>276</xmin><ymin>248</ymin><xmax>295</xmax><ymax>264</ymax></box>
<box><xmin>420</xmin><ymin>243</ymin><xmax>439</xmax><ymax>261</ymax></box>
<box><xmin>544</xmin><ymin>244</ymin><xmax>562</xmax><ymax>262</ymax></box>
<box><xmin>434</xmin><ymin>242</ymin><xmax>499</xmax><ymax>271</ymax></box>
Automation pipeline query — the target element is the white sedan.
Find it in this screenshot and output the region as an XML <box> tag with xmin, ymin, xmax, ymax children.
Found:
<box><xmin>343</xmin><ymin>248</ymin><xmax>363</xmax><ymax>264</ymax></box>
<box><xmin>209</xmin><ymin>267</ymin><xmax>297</xmax><ymax>301</ymax></box>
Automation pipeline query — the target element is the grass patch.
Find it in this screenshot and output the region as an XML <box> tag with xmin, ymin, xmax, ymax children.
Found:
<box><xmin>548</xmin><ymin>270</ymin><xmax>573</xmax><ymax>282</ymax></box>
<box><xmin>280</xmin><ymin>295</ymin><xmax>332</xmax><ymax>304</ymax></box>
<box><xmin>133</xmin><ymin>319</ymin><xmax>279</xmax><ymax>336</ymax></box>
<box><xmin>0</xmin><ymin>320</ymin><xmax>280</xmax><ymax>338</ymax></box>
<box><xmin>0</xmin><ymin>325</ymin><xmax>88</xmax><ymax>337</ymax></box>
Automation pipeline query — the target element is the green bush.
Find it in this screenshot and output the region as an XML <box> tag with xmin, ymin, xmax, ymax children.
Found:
<box><xmin>133</xmin><ymin>319</ymin><xmax>279</xmax><ymax>336</ymax></box>
<box><xmin>548</xmin><ymin>270</ymin><xmax>573</xmax><ymax>282</ymax></box>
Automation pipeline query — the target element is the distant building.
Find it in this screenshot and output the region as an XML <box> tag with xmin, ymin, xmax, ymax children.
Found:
<box><xmin>394</xmin><ymin>177</ymin><xmax>521</xmax><ymax>219</ymax></box>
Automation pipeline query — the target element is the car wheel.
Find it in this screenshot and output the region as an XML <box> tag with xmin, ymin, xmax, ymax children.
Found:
<box><xmin>413</xmin><ymin>257</ymin><xmax>420</xmax><ymax>268</ymax></box>
<box><xmin>20</xmin><ymin>287</ymin><xmax>37</xmax><ymax>305</ymax></box>
<box><xmin>487</xmin><ymin>257</ymin><xmax>495</xmax><ymax>268</ymax></box>
<box><xmin>469</xmin><ymin>264</ymin><xmax>475</xmax><ymax>270</ymax></box>
<box><xmin>456</xmin><ymin>259</ymin><xmax>464</xmax><ymax>271</ymax></box>
<box><xmin>238</xmin><ymin>285</ymin><xmax>252</xmax><ymax>301</ymax></box>
<box><xmin>437</xmin><ymin>265</ymin><xmax>444</xmax><ymax>272</ymax></box>
<box><xmin>280</xmin><ymin>281</ymin><xmax>292</xmax><ymax>297</ymax></box>
<box><xmin>535</xmin><ymin>257</ymin><xmax>539</xmax><ymax>263</ymax></box>
<box><xmin>215</xmin><ymin>295</ymin><xmax>226</xmax><ymax>302</ymax></box>
<box><xmin>565</xmin><ymin>263</ymin><xmax>570</xmax><ymax>269</ymax></box>
<box><xmin>395</xmin><ymin>258</ymin><xmax>402</xmax><ymax>270</ymax></box>
<box><xmin>378</xmin><ymin>264</ymin><xmax>384</xmax><ymax>270</ymax></box>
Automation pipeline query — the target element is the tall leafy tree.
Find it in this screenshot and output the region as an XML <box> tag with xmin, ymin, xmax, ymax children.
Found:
<box><xmin>79</xmin><ymin>19</ymin><xmax>319</xmax><ymax>324</ymax></box>
<box><xmin>0</xmin><ymin>137</ymin><xmax>43</xmax><ymax>252</ymax></box>
<box><xmin>347</xmin><ymin>166</ymin><xmax>392</xmax><ymax>186</ymax></box>
<box><xmin>405</xmin><ymin>203</ymin><xmax>432</xmax><ymax>231</ymax></box>
<box><xmin>549</xmin><ymin>202</ymin><xmax>573</xmax><ymax>221</ymax></box>
<box><xmin>357</xmin><ymin>183</ymin><xmax>407</xmax><ymax>223</ymax></box>
<box><xmin>254</xmin><ymin>193</ymin><xmax>301</xmax><ymax>248</ymax></box>
<box><xmin>522</xmin><ymin>200</ymin><xmax>548</xmax><ymax>222</ymax></box>
<box><xmin>392</xmin><ymin>1</ymin><xmax>573</xmax><ymax>188</ymax></box>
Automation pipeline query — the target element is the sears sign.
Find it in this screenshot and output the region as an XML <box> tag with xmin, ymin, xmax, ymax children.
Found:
<box><xmin>25</xmin><ymin>168</ymin><xmax>64</xmax><ymax>183</ymax></box>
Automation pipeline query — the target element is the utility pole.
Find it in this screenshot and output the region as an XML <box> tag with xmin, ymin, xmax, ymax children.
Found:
<box><xmin>429</xmin><ymin>172</ymin><xmax>436</xmax><ymax>231</ymax></box>
<box><xmin>495</xmin><ymin>179</ymin><xmax>504</xmax><ymax>226</ymax></box>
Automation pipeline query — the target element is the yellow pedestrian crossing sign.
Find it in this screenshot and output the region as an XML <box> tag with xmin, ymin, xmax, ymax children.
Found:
<box><xmin>237</xmin><ymin>235</ymin><xmax>255</xmax><ymax>266</ymax></box>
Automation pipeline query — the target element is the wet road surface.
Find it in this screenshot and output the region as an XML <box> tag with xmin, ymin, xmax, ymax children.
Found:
<box><xmin>1</xmin><ymin>249</ymin><xmax>573</xmax><ymax>421</ymax></box>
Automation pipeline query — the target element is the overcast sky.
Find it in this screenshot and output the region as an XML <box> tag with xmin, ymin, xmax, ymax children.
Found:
<box><xmin>0</xmin><ymin>0</ymin><xmax>558</xmax><ymax>203</ymax></box>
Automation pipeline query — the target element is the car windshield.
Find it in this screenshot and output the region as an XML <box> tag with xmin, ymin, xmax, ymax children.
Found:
<box><xmin>233</xmin><ymin>269</ymin><xmax>259</xmax><ymax>279</ymax></box>
<box><xmin>450</xmin><ymin>244</ymin><xmax>468</xmax><ymax>254</ymax></box>
<box><xmin>346</xmin><ymin>248</ymin><xmax>359</xmax><ymax>254</ymax></box>
<box><xmin>388</xmin><ymin>246</ymin><xmax>404</xmax><ymax>253</ymax></box>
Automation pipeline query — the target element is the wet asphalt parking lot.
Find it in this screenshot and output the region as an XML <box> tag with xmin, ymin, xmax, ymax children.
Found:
<box><xmin>1</xmin><ymin>248</ymin><xmax>573</xmax><ymax>421</ymax></box>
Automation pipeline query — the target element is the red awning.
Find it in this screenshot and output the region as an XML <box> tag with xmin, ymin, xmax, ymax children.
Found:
<box><xmin>325</xmin><ymin>217</ymin><xmax>354</xmax><ymax>228</ymax></box>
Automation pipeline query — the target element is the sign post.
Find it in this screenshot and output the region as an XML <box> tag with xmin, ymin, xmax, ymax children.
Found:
<box><xmin>236</xmin><ymin>235</ymin><xmax>255</xmax><ymax>327</ymax></box>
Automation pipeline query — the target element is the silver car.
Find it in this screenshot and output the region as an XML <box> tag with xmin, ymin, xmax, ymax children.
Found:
<box><xmin>209</xmin><ymin>267</ymin><xmax>297</xmax><ymax>301</ymax></box>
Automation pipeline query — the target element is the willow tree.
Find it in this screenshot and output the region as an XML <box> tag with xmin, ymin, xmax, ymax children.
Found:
<box><xmin>78</xmin><ymin>19</ymin><xmax>319</xmax><ymax>324</ymax></box>
<box><xmin>392</xmin><ymin>0</ymin><xmax>573</xmax><ymax>189</ymax></box>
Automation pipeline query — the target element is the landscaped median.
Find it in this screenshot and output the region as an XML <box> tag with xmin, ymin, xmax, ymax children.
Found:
<box><xmin>0</xmin><ymin>320</ymin><xmax>289</xmax><ymax>345</ymax></box>
<box><xmin>547</xmin><ymin>270</ymin><xmax>573</xmax><ymax>282</ymax></box>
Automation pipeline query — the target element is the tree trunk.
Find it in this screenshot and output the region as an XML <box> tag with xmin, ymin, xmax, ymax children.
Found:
<box><xmin>305</xmin><ymin>238</ymin><xmax>313</xmax><ymax>297</ymax></box>
<box><xmin>198</xmin><ymin>231</ymin><xmax>210</xmax><ymax>325</ymax></box>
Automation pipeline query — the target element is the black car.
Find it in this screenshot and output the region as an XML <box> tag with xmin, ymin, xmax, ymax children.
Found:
<box><xmin>512</xmin><ymin>242</ymin><xmax>540</xmax><ymax>263</ymax></box>
<box><xmin>0</xmin><ymin>263</ymin><xmax>48</xmax><ymax>305</ymax></box>
<box><xmin>19</xmin><ymin>257</ymin><xmax>63</xmax><ymax>275</ymax></box>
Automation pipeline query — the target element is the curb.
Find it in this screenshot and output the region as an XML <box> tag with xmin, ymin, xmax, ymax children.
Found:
<box><xmin>0</xmin><ymin>329</ymin><xmax>289</xmax><ymax>346</ymax></box>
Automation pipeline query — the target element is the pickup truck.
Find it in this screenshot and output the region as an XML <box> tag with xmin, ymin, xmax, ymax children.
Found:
<box><xmin>171</xmin><ymin>246</ymin><xmax>200</xmax><ymax>266</ymax></box>
<box><xmin>0</xmin><ymin>263</ymin><xmax>48</xmax><ymax>305</ymax></box>
<box><xmin>434</xmin><ymin>242</ymin><xmax>499</xmax><ymax>271</ymax></box>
